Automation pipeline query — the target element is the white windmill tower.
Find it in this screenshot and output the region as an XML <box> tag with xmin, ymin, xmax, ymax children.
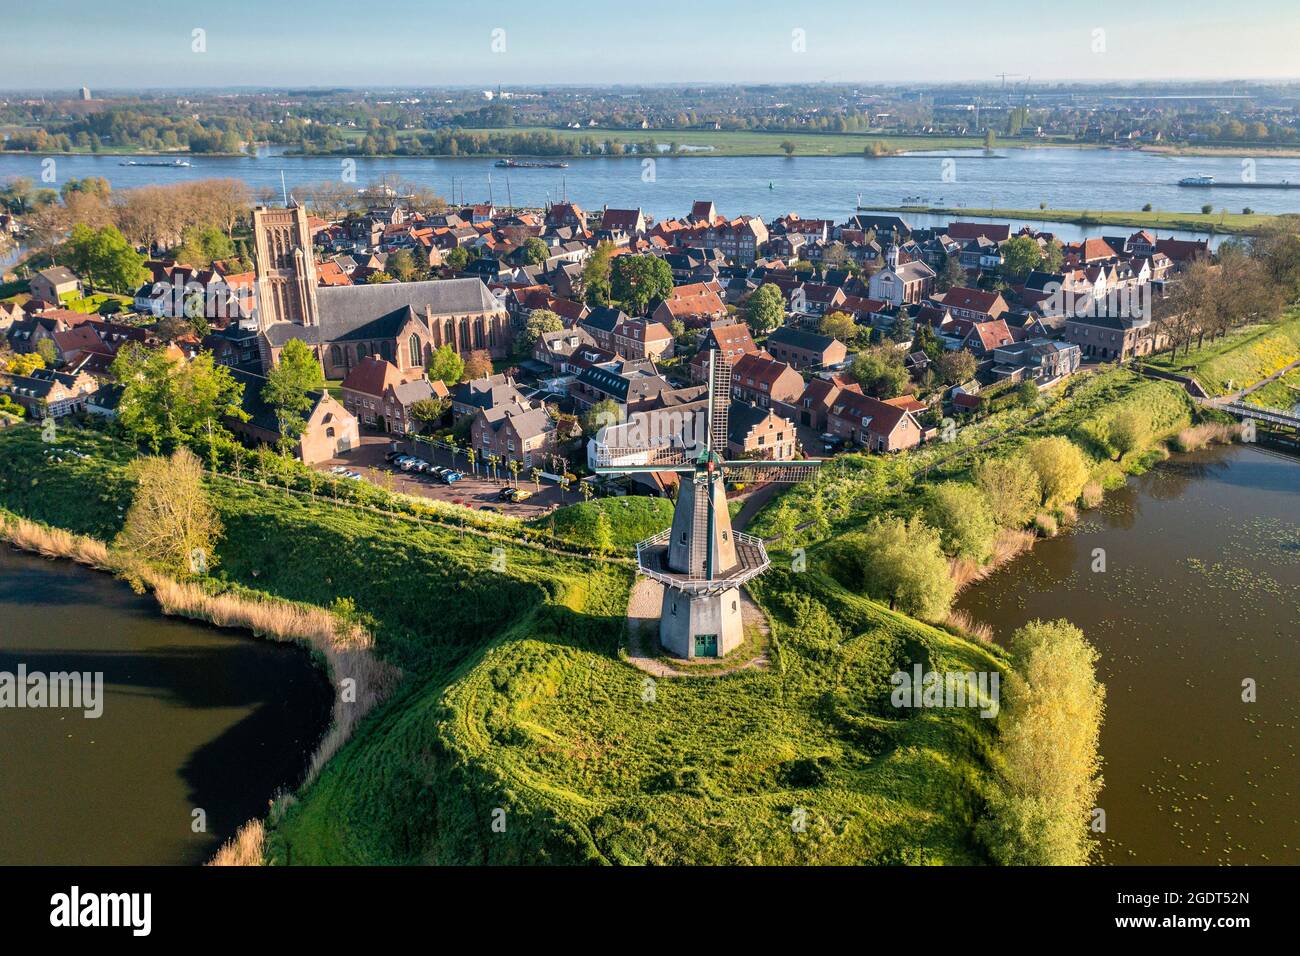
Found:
<box><xmin>591</xmin><ymin>351</ymin><xmax>821</xmax><ymax>658</ymax></box>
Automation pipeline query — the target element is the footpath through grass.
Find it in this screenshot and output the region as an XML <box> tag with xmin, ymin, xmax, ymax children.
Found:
<box><xmin>0</xmin><ymin>425</ymin><xmax>1001</xmax><ymax>865</ymax></box>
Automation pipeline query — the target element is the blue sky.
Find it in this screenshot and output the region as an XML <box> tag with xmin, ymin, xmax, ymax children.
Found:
<box><xmin>3</xmin><ymin>0</ymin><xmax>1299</xmax><ymax>90</ymax></box>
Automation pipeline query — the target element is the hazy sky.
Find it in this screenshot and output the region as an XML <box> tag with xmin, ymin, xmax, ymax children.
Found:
<box><xmin>3</xmin><ymin>0</ymin><xmax>1299</xmax><ymax>90</ymax></box>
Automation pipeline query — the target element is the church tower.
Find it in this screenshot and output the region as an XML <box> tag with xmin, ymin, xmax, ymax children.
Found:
<box><xmin>252</xmin><ymin>204</ymin><xmax>320</xmax><ymax>331</ymax></box>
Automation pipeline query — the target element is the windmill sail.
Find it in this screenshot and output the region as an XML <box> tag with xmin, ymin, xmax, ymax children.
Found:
<box><xmin>722</xmin><ymin>460</ymin><xmax>821</xmax><ymax>484</ymax></box>
<box><xmin>707</xmin><ymin>350</ymin><xmax>731</xmax><ymax>457</ymax></box>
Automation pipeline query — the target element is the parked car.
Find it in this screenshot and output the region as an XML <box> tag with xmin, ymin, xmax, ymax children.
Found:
<box><xmin>383</xmin><ymin>449</ymin><xmax>404</xmax><ymax>463</ymax></box>
<box><xmin>498</xmin><ymin>487</ymin><xmax>532</xmax><ymax>502</ymax></box>
<box><xmin>441</xmin><ymin>470</ymin><xmax>463</xmax><ymax>484</ymax></box>
<box><xmin>821</xmin><ymin>433</ymin><xmax>846</xmax><ymax>453</ymax></box>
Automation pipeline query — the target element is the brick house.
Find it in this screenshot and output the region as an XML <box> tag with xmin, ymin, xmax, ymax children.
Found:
<box><xmin>730</xmin><ymin>353</ymin><xmax>805</xmax><ymax>410</ymax></box>
<box><xmin>793</xmin><ymin>377</ymin><xmax>861</xmax><ymax>430</ymax></box>
<box><xmin>471</xmin><ymin>405</ymin><xmax>556</xmax><ymax>468</ymax></box>
<box><xmin>0</xmin><ymin>367</ymin><xmax>99</xmax><ymax>417</ymax></box>
<box><xmin>383</xmin><ymin>378</ymin><xmax>450</xmax><ymax>435</ymax></box>
<box><xmin>727</xmin><ymin>402</ymin><xmax>797</xmax><ymax>460</ymax></box>
<box><xmin>225</xmin><ymin>368</ymin><xmax>358</xmax><ymax>464</ymax></box>
<box><xmin>651</xmin><ymin>282</ymin><xmax>727</xmax><ymax>329</ymax></box>
<box><xmin>939</xmin><ymin>287</ymin><xmax>1009</xmax><ymax>323</ymax></box>
<box><xmin>689</xmin><ymin>321</ymin><xmax>759</xmax><ymax>381</ymax></box>
<box><xmin>340</xmin><ymin>356</ymin><xmax>431</xmax><ymax>431</ymax></box>
<box><xmin>612</xmin><ymin>317</ymin><xmax>674</xmax><ymax>361</ymax></box>
<box><xmin>764</xmin><ymin>326</ymin><xmax>848</xmax><ymax>370</ymax></box>
<box><xmin>29</xmin><ymin>266</ymin><xmax>81</xmax><ymax>304</ymax></box>
<box><xmin>826</xmin><ymin>390</ymin><xmax>923</xmax><ymax>453</ymax></box>
<box><xmin>451</xmin><ymin>373</ymin><xmax>528</xmax><ymax>419</ymax></box>
<box><xmin>1065</xmin><ymin>313</ymin><xmax>1168</xmax><ymax>361</ymax></box>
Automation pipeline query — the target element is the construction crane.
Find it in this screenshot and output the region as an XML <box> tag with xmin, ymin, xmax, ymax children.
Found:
<box><xmin>995</xmin><ymin>72</ymin><xmax>1026</xmax><ymax>91</ymax></box>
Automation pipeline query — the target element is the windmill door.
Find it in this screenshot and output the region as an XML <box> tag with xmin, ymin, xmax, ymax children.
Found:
<box><xmin>694</xmin><ymin>634</ymin><xmax>718</xmax><ymax>658</ymax></box>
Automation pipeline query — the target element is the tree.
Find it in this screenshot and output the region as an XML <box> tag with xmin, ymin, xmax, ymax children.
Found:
<box><xmin>410</xmin><ymin>397</ymin><xmax>449</xmax><ymax>433</ymax></box>
<box><xmin>819</xmin><ymin>310</ymin><xmax>856</xmax><ymax>342</ymax></box>
<box><xmin>851</xmin><ymin>346</ymin><xmax>908</xmax><ymax>398</ymax></box>
<box><xmin>1106</xmin><ymin>407</ymin><xmax>1149</xmax><ymax>460</ymax></box>
<box><xmin>516</xmin><ymin>308</ymin><xmax>564</xmax><ymax>358</ymax></box>
<box><xmin>519</xmin><ymin>237</ymin><xmax>549</xmax><ymax>265</ymax></box>
<box><xmin>64</xmin><ymin>224</ymin><xmax>147</xmax><ymax>293</ymax></box>
<box><xmin>385</xmin><ymin>248</ymin><xmax>419</xmax><ymax>282</ymax></box>
<box><xmin>463</xmin><ymin>349</ymin><xmax>493</xmax><ymax>380</ymax></box>
<box><xmin>5</xmin><ymin>352</ymin><xmax>45</xmax><ymax>376</ymax></box>
<box><xmin>582</xmin><ymin>398</ymin><xmax>621</xmax><ymax>437</ymax></box>
<box><xmin>611</xmin><ymin>255</ymin><xmax>672</xmax><ymax>314</ymax></box>
<box><xmin>1016</xmin><ymin>380</ymin><xmax>1040</xmax><ymax>408</ymax></box>
<box><xmin>998</xmin><ymin>235</ymin><xmax>1047</xmax><ymax>281</ymax></box>
<box><xmin>427</xmin><ymin>344</ymin><xmax>465</xmax><ymax>384</ymax></box>
<box><xmin>936</xmin><ymin>255</ymin><xmax>967</xmax><ymax>292</ymax></box>
<box><xmin>262</xmin><ymin>339</ymin><xmax>324</xmax><ymax>452</ymax></box>
<box><xmin>112</xmin><ymin>345</ymin><xmax>246</xmax><ymax>453</ymax></box>
<box><xmin>840</xmin><ymin>515</ymin><xmax>954</xmax><ymax>620</ymax></box>
<box><xmin>174</xmin><ymin>225</ymin><xmax>234</xmax><ymax>269</ymax></box>
<box><xmin>925</xmin><ymin>481</ymin><xmax>997</xmax><ymax>561</ymax></box>
<box><xmin>581</xmin><ymin>241</ymin><xmax>614</xmax><ymax>307</ymax></box>
<box><xmin>36</xmin><ymin>339</ymin><xmax>58</xmax><ymax>367</ymax></box>
<box><xmin>780</xmin><ymin>140</ymin><xmax>797</xmax><ymax>156</ymax></box>
<box><xmin>936</xmin><ymin>349</ymin><xmax>977</xmax><ymax>386</ymax></box>
<box><xmin>114</xmin><ymin>447</ymin><xmax>223</xmax><ymax>577</ymax></box>
<box><xmin>444</xmin><ymin>247</ymin><xmax>469</xmax><ymax>272</ymax></box>
<box><xmin>1026</xmin><ymin>436</ymin><xmax>1090</xmax><ymax>508</ymax></box>
<box><xmin>978</xmin><ymin>619</ymin><xmax>1105</xmax><ymax>866</ymax></box>
<box><xmin>973</xmin><ymin>455</ymin><xmax>1041</xmax><ymax>529</ymax></box>
<box><xmin>745</xmin><ymin>283</ymin><xmax>785</xmax><ymax>335</ymax></box>
<box><xmin>365</xmin><ymin>271</ymin><xmax>394</xmax><ymax>284</ymax></box>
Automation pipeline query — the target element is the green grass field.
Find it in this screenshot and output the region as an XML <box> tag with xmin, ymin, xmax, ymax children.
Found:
<box><xmin>328</xmin><ymin>124</ymin><xmax>1077</xmax><ymax>158</ymax></box>
<box><xmin>862</xmin><ymin>205</ymin><xmax>1285</xmax><ymax>235</ymax></box>
<box><xmin>0</xmin><ymin>425</ymin><xmax>1002</xmax><ymax>865</ymax></box>
<box><xmin>1146</xmin><ymin>312</ymin><xmax>1300</xmax><ymax>396</ymax></box>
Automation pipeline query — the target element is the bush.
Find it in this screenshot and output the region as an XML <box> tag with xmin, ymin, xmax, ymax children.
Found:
<box><xmin>925</xmin><ymin>481</ymin><xmax>997</xmax><ymax>562</ymax></box>
<box><xmin>829</xmin><ymin>515</ymin><xmax>955</xmax><ymax>621</ymax></box>
<box><xmin>978</xmin><ymin>619</ymin><xmax>1105</xmax><ymax>865</ymax></box>
<box><xmin>1026</xmin><ymin>436</ymin><xmax>1089</xmax><ymax>508</ymax></box>
<box><xmin>973</xmin><ymin>455</ymin><xmax>1040</xmax><ymax>529</ymax></box>
<box><xmin>1106</xmin><ymin>407</ymin><xmax>1150</xmax><ymax>460</ymax></box>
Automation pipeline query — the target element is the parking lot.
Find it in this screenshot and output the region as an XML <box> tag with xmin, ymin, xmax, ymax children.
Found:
<box><xmin>317</xmin><ymin>433</ymin><xmax>568</xmax><ymax>519</ymax></box>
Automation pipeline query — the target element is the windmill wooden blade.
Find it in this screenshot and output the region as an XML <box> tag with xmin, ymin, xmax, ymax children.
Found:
<box><xmin>689</xmin><ymin>476</ymin><xmax>710</xmax><ymax>577</ymax></box>
<box><xmin>707</xmin><ymin>349</ymin><xmax>731</xmax><ymax>456</ymax></box>
<box><xmin>592</xmin><ymin>440</ymin><xmax>693</xmax><ymax>469</ymax></box>
<box><xmin>722</xmin><ymin>460</ymin><xmax>821</xmax><ymax>484</ymax></box>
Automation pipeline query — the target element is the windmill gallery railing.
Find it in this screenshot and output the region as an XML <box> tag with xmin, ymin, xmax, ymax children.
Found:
<box><xmin>635</xmin><ymin>527</ymin><xmax>770</xmax><ymax>590</ymax></box>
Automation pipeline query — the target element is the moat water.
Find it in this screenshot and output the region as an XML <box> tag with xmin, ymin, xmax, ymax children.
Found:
<box><xmin>0</xmin><ymin>548</ymin><xmax>333</xmax><ymax>865</ymax></box>
<box><xmin>956</xmin><ymin>444</ymin><xmax>1300</xmax><ymax>865</ymax></box>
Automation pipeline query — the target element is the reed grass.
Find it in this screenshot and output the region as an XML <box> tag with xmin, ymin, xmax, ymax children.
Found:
<box><xmin>1171</xmin><ymin>422</ymin><xmax>1242</xmax><ymax>452</ymax></box>
<box><xmin>948</xmin><ymin>528</ymin><xmax>1036</xmax><ymax>592</ymax></box>
<box><xmin>945</xmin><ymin>608</ymin><xmax>995</xmax><ymax>644</ymax></box>
<box><xmin>207</xmin><ymin>820</ymin><xmax>266</xmax><ymax>867</ymax></box>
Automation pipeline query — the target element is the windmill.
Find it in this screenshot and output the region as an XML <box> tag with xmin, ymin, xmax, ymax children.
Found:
<box><xmin>592</xmin><ymin>351</ymin><xmax>821</xmax><ymax>658</ymax></box>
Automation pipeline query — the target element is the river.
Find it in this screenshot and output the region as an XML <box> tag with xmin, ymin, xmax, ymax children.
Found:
<box><xmin>3</xmin><ymin>145</ymin><xmax>1299</xmax><ymax>246</ymax></box>
<box><xmin>956</xmin><ymin>444</ymin><xmax>1300</xmax><ymax>865</ymax></box>
<box><xmin>0</xmin><ymin>547</ymin><xmax>334</xmax><ymax>865</ymax></box>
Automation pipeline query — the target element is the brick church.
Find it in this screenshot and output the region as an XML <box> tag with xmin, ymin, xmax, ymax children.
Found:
<box><xmin>251</xmin><ymin>204</ymin><xmax>512</xmax><ymax>377</ymax></box>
